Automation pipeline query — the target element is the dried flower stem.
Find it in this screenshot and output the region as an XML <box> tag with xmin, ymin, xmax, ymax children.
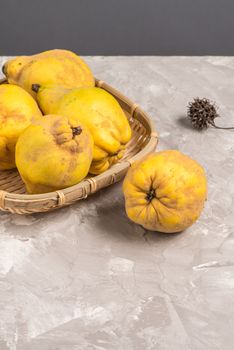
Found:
<box><xmin>209</xmin><ymin>122</ymin><xmax>234</xmax><ymax>130</ymax></box>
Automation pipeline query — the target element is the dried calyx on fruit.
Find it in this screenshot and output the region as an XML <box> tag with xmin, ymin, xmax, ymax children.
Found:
<box><xmin>187</xmin><ymin>98</ymin><xmax>234</xmax><ymax>130</ymax></box>
<box><xmin>71</xmin><ymin>126</ymin><xmax>82</xmax><ymax>137</ymax></box>
<box><xmin>146</xmin><ymin>188</ymin><xmax>155</xmax><ymax>202</ymax></box>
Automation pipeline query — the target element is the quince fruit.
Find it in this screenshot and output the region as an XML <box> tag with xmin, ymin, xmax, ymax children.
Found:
<box><xmin>15</xmin><ymin>115</ymin><xmax>93</xmax><ymax>194</ymax></box>
<box><xmin>32</xmin><ymin>85</ymin><xmax>132</xmax><ymax>174</ymax></box>
<box><xmin>0</xmin><ymin>84</ymin><xmax>42</xmax><ymax>170</ymax></box>
<box><xmin>2</xmin><ymin>49</ymin><xmax>94</xmax><ymax>97</ymax></box>
<box><xmin>123</xmin><ymin>150</ymin><xmax>207</xmax><ymax>233</ymax></box>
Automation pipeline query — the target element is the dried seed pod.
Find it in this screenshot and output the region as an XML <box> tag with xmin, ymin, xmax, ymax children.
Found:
<box><xmin>187</xmin><ymin>98</ymin><xmax>234</xmax><ymax>130</ymax></box>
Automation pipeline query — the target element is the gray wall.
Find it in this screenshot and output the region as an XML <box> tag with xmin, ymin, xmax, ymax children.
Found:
<box><xmin>1</xmin><ymin>0</ymin><xmax>234</xmax><ymax>56</ymax></box>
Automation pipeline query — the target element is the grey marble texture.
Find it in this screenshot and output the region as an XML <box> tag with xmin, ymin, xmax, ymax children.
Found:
<box><xmin>0</xmin><ymin>56</ymin><xmax>234</xmax><ymax>350</ymax></box>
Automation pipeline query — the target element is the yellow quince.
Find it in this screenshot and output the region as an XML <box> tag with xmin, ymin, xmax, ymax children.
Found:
<box><xmin>0</xmin><ymin>84</ymin><xmax>42</xmax><ymax>170</ymax></box>
<box><xmin>2</xmin><ymin>49</ymin><xmax>94</xmax><ymax>97</ymax></box>
<box><xmin>123</xmin><ymin>150</ymin><xmax>207</xmax><ymax>233</ymax></box>
<box><xmin>32</xmin><ymin>85</ymin><xmax>132</xmax><ymax>174</ymax></box>
<box><xmin>15</xmin><ymin>115</ymin><xmax>93</xmax><ymax>194</ymax></box>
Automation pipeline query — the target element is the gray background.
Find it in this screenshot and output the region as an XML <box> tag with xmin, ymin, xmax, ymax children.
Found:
<box><xmin>1</xmin><ymin>0</ymin><xmax>234</xmax><ymax>56</ymax></box>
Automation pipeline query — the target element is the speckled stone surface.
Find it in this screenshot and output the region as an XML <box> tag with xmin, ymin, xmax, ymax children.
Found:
<box><xmin>0</xmin><ymin>56</ymin><xmax>234</xmax><ymax>350</ymax></box>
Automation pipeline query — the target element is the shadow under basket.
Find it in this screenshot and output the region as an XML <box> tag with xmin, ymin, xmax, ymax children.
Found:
<box><xmin>0</xmin><ymin>78</ymin><xmax>158</xmax><ymax>214</ymax></box>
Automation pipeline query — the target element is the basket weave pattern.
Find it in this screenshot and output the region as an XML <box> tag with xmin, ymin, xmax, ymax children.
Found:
<box><xmin>0</xmin><ymin>78</ymin><xmax>158</xmax><ymax>214</ymax></box>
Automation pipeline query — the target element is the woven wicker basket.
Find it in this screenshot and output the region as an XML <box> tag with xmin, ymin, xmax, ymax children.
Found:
<box><xmin>0</xmin><ymin>78</ymin><xmax>158</xmax><ymax>214</ymax></box>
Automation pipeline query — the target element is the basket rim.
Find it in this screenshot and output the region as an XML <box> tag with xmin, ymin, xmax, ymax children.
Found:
<box><xmin>0</xmin><ymin>77</ymin><xmax>159</xmax><ymax>212</ymax></box>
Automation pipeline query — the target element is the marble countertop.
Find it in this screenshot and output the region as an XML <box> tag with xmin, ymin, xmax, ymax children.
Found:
<box><xmin>0</xmin><ymin>56</ymin><xmax>234</xmax><ymax>350</ymax></box>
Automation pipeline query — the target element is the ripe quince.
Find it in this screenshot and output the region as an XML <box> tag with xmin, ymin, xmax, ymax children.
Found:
<box><xmin>32</xmin><ymin>85</ymin><xmax>132</xmax><ymax>174</ymax></box>
<box><xmin>2</xmin><ymin>49</ymin><xmax>94</xmax><ymax>97</ymax></box>
<box><xmin>123</xmin><ymin>150</ymin><xmax>207</xmax><ymax>233</ymax></box>
<box><xmin>0</xmin><ymin>84</ymin><xmax>42</xmax><ymax>170</ymax></box>
<box><xmin>15</xmin><ymin>115</ymin><xmax>93</xmax><ymax>194</ymax></box>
